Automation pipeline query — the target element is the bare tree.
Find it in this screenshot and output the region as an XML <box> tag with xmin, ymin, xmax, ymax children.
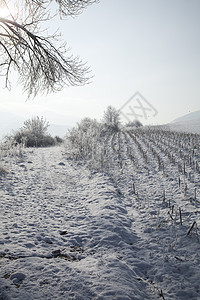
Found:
<box><xmin>0</xmin><ymin>0</ymin><xmax>99</xmax><ymax>97</ymax></box>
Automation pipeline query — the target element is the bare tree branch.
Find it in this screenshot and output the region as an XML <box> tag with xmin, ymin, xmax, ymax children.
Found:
<box><xmin>0</xmin><ymin>0</ymin><xmax>99</xmax><ymax>97</ymax></box>
<box><xmin>54</xmin><ymin>0</ymin><xmax>100</xmax><ymax>17</ymax></box>
<box><xmin>21</xmin><ymin>0</ymin><xmax>99</xmax><ymax>18</ymax></box>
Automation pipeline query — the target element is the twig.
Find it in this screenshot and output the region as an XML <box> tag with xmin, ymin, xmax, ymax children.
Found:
<box><xmin>175</xmin><ymin>256</ymin><xmax>184</xmax><ymax>262</ymax></box>
<box><xmin>187</xmin><ymin>221</ymin><xmax>196</xmax><ymax>236</ymax></box>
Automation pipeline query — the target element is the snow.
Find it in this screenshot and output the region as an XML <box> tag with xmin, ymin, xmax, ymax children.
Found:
<box><xmin>171</xmin><ymin>111</ymin><xmax>200</xmax><ymax>123</ymax></box>
<box><xmin>167</xmin><ymin>119</ymin><xmax>200</xmax><ymax>134</ymax></box>
<box><xmin>168</xmin><ymin>110</ymin><xmax>200</xmax><ymax>134</ymax></box>
<box><xmin>0</xmin><ymin>132</ymin><xmax>200</xmax><ymax>300</ymax></box>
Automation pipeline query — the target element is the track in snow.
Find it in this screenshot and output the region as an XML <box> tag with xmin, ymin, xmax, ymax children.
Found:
<box><xmin>0</xmin><ymin>146</ymin><xmax>157</xmax><ymax>300</ymax></box>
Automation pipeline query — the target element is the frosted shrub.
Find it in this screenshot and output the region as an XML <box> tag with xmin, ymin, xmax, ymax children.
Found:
<box><xmin>125</xmin><ymin>120</ymin><xmax>143</xmax><ymax>130</ymax></box>
<box><xmin>0</xmin><ymin>136</ymin><xmax>22</xmax><ymax>157</ymax></box>
<box><xmin>65</xmin><ymin>108</ymin><xmax>123</xmax><ymax>171</ymax></box>
<box><xmin>24</xmin><ymin>116</ymin><xmax>49</xmax><ymax>135</ymax></box>
<box><xmin>10</xmin><ymin>116</ymin><xmax>56</xmax><ymax>147</ymax></box>
<box><xmin>55</xmin><ymin>136</ymin><xmax>63</xmax><ymax>144</ymax></box>
<box><xmin>0</xmin><ymin>138</ymin><xmax>23</xmax><ymax>175</ymax></box>
<box><xmin>66</xmin><ymin>118</ymin><xmax>102</xmax><ymax>161</ymax></box>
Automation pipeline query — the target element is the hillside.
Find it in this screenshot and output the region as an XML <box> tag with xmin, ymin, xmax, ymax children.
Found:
<box><xmin>0</xmin><ymin>128</ymin><xmax>200</xmax><ymax>299</ymax></box>
<box><xmin>167</xmin><ymin>110</ymin><xmax>200</xmax><ymax>134</ymax></box>
<box><xmin>171</xmin><ymin>110</ymin><xmax>200</xmax><ymax>123</ymax></box>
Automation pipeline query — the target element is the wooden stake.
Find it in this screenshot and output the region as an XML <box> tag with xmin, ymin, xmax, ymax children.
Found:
<box><xmin>163</xmin><ymin>164</ymin><xmax>164</xmax><ymax>173</ymax></box>
<box><xmin>163</xmin><ymin>190</ymin><xmax>166</xmax><ymax>202</ymax></box>
<box><xmin>133</xmin><ymin>183</ymin><xmax>135</xmax><ymax>194</ymax></box>
<box><xmin>189</xmin><ymin>172</ymin><xmax>191</xmax><ymax>182</ymax></box>
<box><xmin>183</xmin><ymin>162</ymin><xmax>186</xmax><ymax>175</ymax></box>
<box><xmin>184</xmin><ymin>184</ymin><xmax>187</xmax><ymax>196</ymax></box>
<box><xmin>179</xmin><ymin>208</ymin><xmax>182</xmax><ymax>225</ymax></box>
<box><xmin>187</xmin><ymin>221</ymin><xmax>196</xmax><ymax>236</ymax></box>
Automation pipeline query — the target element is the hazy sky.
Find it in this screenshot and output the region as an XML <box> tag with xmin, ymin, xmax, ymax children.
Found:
<box><xmin>0</xmin><ymin>0</ymin><xmax>200</xmax><ymax>127</ymax></box>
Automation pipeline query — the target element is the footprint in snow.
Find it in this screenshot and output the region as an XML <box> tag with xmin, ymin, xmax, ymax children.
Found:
<box><xmin>10</xmin><ymin>272</ymin><xmax>26</xmax><ymax>286</ymax></box>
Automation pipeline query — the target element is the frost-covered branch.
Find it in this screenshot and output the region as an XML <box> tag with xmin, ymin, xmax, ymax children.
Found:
<box><xmin>0</xmin><ymin>0</ymin><xmax>99</xmax><ymax>97</ymax></box>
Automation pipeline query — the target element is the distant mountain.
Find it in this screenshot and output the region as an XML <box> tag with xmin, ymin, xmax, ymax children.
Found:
<box><xmin>171</xmin><ymin>110</ymin><xmax>200</xmax><ymax>123</ymax></box>
<box><xmin>167</xmin><ymin>110</ymin><xmax>200</xmax><ymax>134</ymax></box>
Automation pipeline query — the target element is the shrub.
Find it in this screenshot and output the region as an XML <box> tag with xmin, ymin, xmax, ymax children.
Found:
<box><xmin>10</xmin><ymin>116</ymin><xmax>56</xmax><ymax>147</ymax></box>
<box><xmin>125</xmin><ymin>120</ymin><xmax>143</xmax><ymax>129</ymax></box>
<box><xmin>55</xmin><ymin>136</ymin><xmax>64</xmax><ymax>144</ymax></box>
<box><xmin>24</xmin><ymin>116</ymin><xmax>49</xmax><ymax>135</ymax></box>
<box><xmin>65</xmin><ymin>118</ymin><xmax>102</xmax><ymax>160</ymax></box>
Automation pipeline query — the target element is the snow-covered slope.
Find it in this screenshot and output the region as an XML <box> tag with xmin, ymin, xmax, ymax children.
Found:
<box><xmin>171</xmin><ymin>110</ymin><xmax>200</xmax><ymax>123</ymax></box>
<box><xmin>167</xmin><ymin>110</ymin><xmax>200</xmax><ymax>133</ymax></box>
<box><xmin>0</xmin><ymin>127</ymin><xmax>200</xmax><ymax>299</ymax></box>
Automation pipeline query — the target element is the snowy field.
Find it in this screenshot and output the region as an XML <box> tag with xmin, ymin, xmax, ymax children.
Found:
<box><xmin>0</xmin><ymin>128</ymin><xmax>200</xmax><ymax>299</ymax></box>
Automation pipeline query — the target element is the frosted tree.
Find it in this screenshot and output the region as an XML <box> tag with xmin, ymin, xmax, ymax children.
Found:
<box><xmin>103</xmin><ymin>106</ymin><xmax>121</xmax><ymax>131</ymax></box>
<box><xmin>0</xmin><ymin>0</ymin><xmax>98</xmax><ymax>97</ymax></box>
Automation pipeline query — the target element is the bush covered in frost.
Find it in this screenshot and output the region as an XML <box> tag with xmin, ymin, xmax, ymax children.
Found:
<box><xmin>65</xmin><ymin>106</ymin><xmax>122</xmax><ymax>170</ymax></box>
<box><xmin>8</xmin><ymin>116</ymin><xmax>56</xmax><ymax>147</ymax></box>
<box><xmin>125</xmin><ymin>120</ymin><xmax>143</xmax><ymax>130</ymax></box>
<box><xmin>65</xmin><ymin>118</ymin><xmax>103</xmax><ymax>160</ymax></box>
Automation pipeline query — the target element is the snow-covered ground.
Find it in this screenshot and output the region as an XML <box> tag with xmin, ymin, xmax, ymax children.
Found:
<box><xmin>0</xmin><ymin>131</ymin><xmax>200</xmax><ymax>299</ymax></box>
<box><xmin>167</xmin><ymin>110</ymin><xmax>200</xmax><ymax>134</ymax></box>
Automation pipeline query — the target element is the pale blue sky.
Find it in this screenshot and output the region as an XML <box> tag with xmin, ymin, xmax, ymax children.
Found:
<box><xmin>0</xmin><ymin>0</ymin><xmax>200</xmax><ymax>127</ymax></box>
